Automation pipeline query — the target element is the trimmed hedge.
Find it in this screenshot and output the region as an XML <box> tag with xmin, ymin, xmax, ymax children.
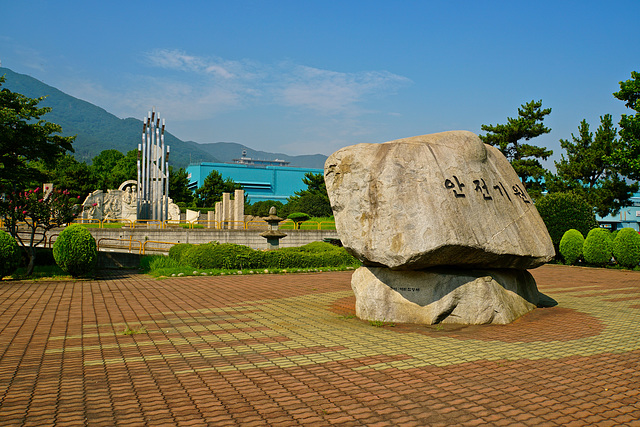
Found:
<box><xmin>288</xmin><ymin>212</ymin><xmax>311</xmax><ymax>223</ymax></box>
<box><xmin>582</xmin><ymin>228</ymin><xmax>613</xmax><ymax>267</ymax></box>
<box><xmin>535</xmin><ymin>192</ymin><xmax>599</xmax><ymax>245</ymax></box>
<box><xmin>612</xmin><ymin>228</ymin><xmax>640</xmax><ymax>268</ymax></box>
<box><xmin>559</xmin><ymin>229</ymin><xmax>584</xmax><ymax>265</ymax></box>
<box><xmin>168</xmin><ymin>243</ymin><xmax>194</xmax><ymax>263</ymax></box>
<box><xmin>53</xmin><ymin>224</ymin><xmax>97</xmax><ymax>277</ymax></box>
<box><xmin>0</xmin><ymin>230</ymin><xmax>21</xmax><ymax>279</ymax></box>
<box><xmin>176</xmin><ymin>241</ymin><xmax>359</xmax><ymax>270</ymax></box>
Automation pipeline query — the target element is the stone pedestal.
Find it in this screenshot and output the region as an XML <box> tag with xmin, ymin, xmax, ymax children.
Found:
<box><xmin>351</xmin><ymin>266</ymin><xmax>539</xmax><ymax>325</ymax></box>
<box><xmin>260</xmin><ymin>207</ymin><xmax>287</xmax><ymax>250</ymax></box>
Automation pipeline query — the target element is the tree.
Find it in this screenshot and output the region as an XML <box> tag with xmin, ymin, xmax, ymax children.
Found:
<box><xmin>480</xmin><ymin>100</ymin><xmax>553</xmax><ymax>198</ymax></box>
<box><xmin>608</xmin><ymin>71</ymin><xmax>640</xmax><ymax>180</ymax></box>
<box><xmin>245</xmin><ymin>200</ymin><xmax>287</xmax><ymax>217</ymax></box>
<box><xmin>49</xmin><ymin>155</ymin><xmax>98</xmax><ymax>200</ymax></box>
<box><xmin>110</xmin><ymin>149</ymin><xmax>138</xmax><ymax>187</ymax></box>
<box><xmin>90</xmin><ymin>149</ymin><xmax>125</xmax><ymax>191</ymax></box>
<box><xmin>169</xmin><ymin>166</ymin><xmax>194</xmax><ymax>204</ymax></box>
<box><xmin>546</xmin><ymin>115</ymin><xmax>638</xmax><ymax>217</ymax></box>
<box><xmin>194</xmin><ymin>170</ymin><xmax>242</xmax><ymax>207</ymax></box>
<box><xmin>0</xmin><ymin>186</ymin><xmax>84</xmax><ymax>276</ymax></box>
<box><xmin>286</xmin><ymin>172</ymin><xmax>333</xmax><ymax>217</ymax></box>
<box><xmin>0</xmin><ymin>75</ymin><xmax>74</xmax><ymax>189</ymax></box>
<box><xmin>534</xmin><ymin>192</ymin><xmax>599</xmax><ymax>248</ymax></box>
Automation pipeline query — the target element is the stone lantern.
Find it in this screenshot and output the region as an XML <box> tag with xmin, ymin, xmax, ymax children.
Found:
<box><xmin>260</xmin><ymin>206</ymin><xmax>287</xmax><ymax>249</ymax></box>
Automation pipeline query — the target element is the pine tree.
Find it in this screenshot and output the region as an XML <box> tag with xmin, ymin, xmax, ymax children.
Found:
<box><xmin>608</xmin><ymin>71</ymin><xmax>640</xmax><ymax>180</ymax></box>
<box><xmin>547</xmin><ymin>114</ymin><xmax>637</xmax><ymax>217</ymax></box>
<box><xmin>480</xmin><ymin>100</ymin><xmax>553</xmax><ymax>198</ymax></box>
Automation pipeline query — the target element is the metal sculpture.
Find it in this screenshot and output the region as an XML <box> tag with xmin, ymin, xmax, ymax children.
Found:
<box><xmin>137</xmin><ymin>108</ymin><xmax>170</xmax><ymax>221</ymax></box>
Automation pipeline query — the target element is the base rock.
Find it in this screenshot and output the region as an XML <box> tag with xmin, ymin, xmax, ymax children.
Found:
<box><xmin>351</xmin><ymin>266</ymin><xmax>539</xmax><ymax>325</ymax></box>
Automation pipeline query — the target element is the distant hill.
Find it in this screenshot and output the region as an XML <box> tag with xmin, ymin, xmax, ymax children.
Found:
<box><xmin>0</xmin><ymin>67</ymin><xmax>327</xmax><ymax>169</ymax></box>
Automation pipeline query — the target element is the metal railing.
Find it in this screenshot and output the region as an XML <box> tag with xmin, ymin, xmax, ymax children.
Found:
<box><xmin>8</xmin><ymin>218</ymin><xmax>337</xmax><ymax>232</ymax></box>
<box><xmin>96</xmin><ymin>237</ymin><xmax>142</xmax><ymax>254</ymax></box>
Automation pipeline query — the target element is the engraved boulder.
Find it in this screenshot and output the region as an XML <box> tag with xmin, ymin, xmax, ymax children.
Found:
<box><xmin>351</xmin><ymin>266</ymin><xmax>540</xmax><ymax>325</ymax></box>
<box><xmin>324</xmin><ymin>131</ymin><xmax>555</xmax><ymax>270</ymax></box>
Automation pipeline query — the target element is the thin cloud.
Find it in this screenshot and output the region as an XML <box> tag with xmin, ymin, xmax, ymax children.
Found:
<box><xmin>0</xmin><ymin>36</ymin><xmax>47</xmax><ymax>73</ymax></box>
<box><xmin>277</xmin><ymin>65</ymin><xmax>412</xmax><ymax>114</ymax></box>
<box><xmin>143</xmin><ymin>50</ymin><xmax>412</xmax><ymax>115</ymax></box>
<box><xmin>145</xmin><ymin>49</ymin><xmax>255</xmax><ymax>80</ymax></box>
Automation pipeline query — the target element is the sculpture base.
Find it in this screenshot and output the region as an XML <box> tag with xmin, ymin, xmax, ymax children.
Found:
<box><xmin>351</xmin><ymin>266</ymin><xmax>540</xmax><ymax>325</ymax></box>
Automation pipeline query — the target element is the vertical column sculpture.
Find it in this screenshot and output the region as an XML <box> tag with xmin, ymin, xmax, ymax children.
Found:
<box><xmin>137</xmin><ymin>108</ymin><xmax>170</xmax><ymax>222</ymax></box>
<box><xmin>234</xmin><ymin>189</ymin><xmax>245</xmax><ymax>229</ymax></box>
<box><xmin>222</xmin><ymin>193</ymin><xmax>231</xmax><ymax>229</ymax></box>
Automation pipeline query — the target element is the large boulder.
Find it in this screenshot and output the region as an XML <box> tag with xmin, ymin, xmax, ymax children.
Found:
<box><xmin>324</xmin><ymin>131</ymin><xmax>554</xmax><ymax>270</ymax></box>
<box><xmin>351</xmin><ymin>266</ymin><xmax>539</xmax><ymax>325</ymax></box>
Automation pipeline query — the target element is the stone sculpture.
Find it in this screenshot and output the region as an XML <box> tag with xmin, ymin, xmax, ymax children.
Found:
<box><xmin>81</xmin><ymin>180</ymin><xmax>180</xmax><ymax>223</ymax></box>
<box><xmin>325</xmin><ymin>131</ymin><xmax>555</xmax><ymax>325</ymax></box>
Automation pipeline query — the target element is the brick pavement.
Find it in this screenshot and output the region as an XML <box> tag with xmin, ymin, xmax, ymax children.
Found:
<box><xmin>0</xmin><ymin>264</ymin><xmax>639</xmax><ymax>426</ymax></box>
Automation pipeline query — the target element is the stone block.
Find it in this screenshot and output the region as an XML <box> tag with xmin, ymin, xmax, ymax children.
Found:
<box><xmin>351</xmin><ymin>266</ymin><xmax>539</xmax><ymax>325</ymax></box>
<box><xmin>325</xmin><ymin>131</ymin><xmax>555</xmax><ymax>270</ymax></box>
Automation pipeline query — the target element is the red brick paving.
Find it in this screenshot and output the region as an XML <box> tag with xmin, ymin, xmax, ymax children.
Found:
<box><xmin>0</xmin><ymin>265</ymin><xmax>639</xmax><ymax>426</ymax></box>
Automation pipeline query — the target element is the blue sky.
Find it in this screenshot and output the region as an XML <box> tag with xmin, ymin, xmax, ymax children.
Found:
<box><xmin>1</xmin><ymin>1</ymin><xmax>638</xmax><ymax>167</ymax></box>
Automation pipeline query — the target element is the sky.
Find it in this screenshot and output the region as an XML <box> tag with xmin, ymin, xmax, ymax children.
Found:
<box><xmin>1</xmin><ymin>1</ymin><xmax>639</xmax><ymax>167</ymax></box>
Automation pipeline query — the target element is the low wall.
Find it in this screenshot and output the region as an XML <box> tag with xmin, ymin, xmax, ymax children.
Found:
<box><xmin>86</xmin><ymin>227</ymin><xmax>340</xmax><ymax>251</ymax></box>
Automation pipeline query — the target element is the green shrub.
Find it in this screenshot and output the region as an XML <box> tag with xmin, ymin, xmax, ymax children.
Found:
<box><xmin>298</xmin><ymin>241</ymin><xmax>339</xmax><ymax>252</ymax></box>
<box><xmin>612</xmin><ymin>228</ymin><xmax>640</xmax><ymax>268</ymax></box>
<box><xmin>536</xmin><ymin>192</ymin><xmax>599</xmax><ymax>245</ymax></box>
<box><xmin>52</xmin><ymin>224</ymin><xmax>97</xmax><ymax>277</ymax></box>
<box><xmin>288</xmin><ymin>212</ymin><xmax>310</xmax><ymax>224</ymax></box>
<box><xmin>559</xmin><ymin>229</ymin><xmax>584</xmax><ymax>265</ymax></box>
<box><xmin>181</xmin><ymin>243</ymin><xmax>256</xmax><ymax>269</ymax></box>
<box><xmin>262</xmin><ymin>245</ymin><xmax>359</xmax><ymax>268</ymax></box>
<box><xmin>169</xmin><ymin>243</ymin><xmax>194</xmax><ymax>263</ymax></box>
<box><xmin>583</xmin><ymin>228</ymin><xmax>613</xmax><ymax>267</ymax></box>
<box><xmin>171</xmin><ymin>240</ymin><xmax>359</xmax><ymax>271</ymax></box>
<box><xmin>0</xmin><ymin>230</ymin><xmax>21</xmax><ymax>279</ymax></box>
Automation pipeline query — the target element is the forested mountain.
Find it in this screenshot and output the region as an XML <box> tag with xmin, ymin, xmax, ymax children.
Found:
<box><xmin>0</xmin><ymin>67</ymin><xmax>327</xmax><ymax>169</ymax></box>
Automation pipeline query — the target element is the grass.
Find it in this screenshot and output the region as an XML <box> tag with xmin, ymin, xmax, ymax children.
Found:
<box><xmin>122</xmin><ymin>325</ymin><xmax>147</xmax><ymax>335</ymax></box>
<box><xmin>147</xmin><ymin>264</ymin><xmax>357</xmax><ymax>278</ymax></box>
<box><xmin>338</xmin><ymin>314</ymin><xmax>356</xmax><ymax>320</ymax></box>
<box><xmin>369</xmin><ymin>319</ymin><xmax>395</xmax><ymax>328</ymax></box>
<box><xmin>7</xmin><ymin>265</ymin><xmax>73</xmax><ymax>280</ymax></box>
<box><xmin>78</xmin><ymin>222</ymin><xmax>131</xmax><ymax>229</ymax></box>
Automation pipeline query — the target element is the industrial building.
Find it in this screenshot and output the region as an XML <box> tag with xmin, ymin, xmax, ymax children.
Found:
<box><xmin>597</xmin><ymin>194</ymin><xmax>640</xmax><ymax>231</ymax></box>
<box><xmin>186</xmin><ymin>152</ymin><xmax>324</xmax><ymax>203</ymax></box>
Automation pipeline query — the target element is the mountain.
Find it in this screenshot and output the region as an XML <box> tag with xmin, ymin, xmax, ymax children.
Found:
<box><xmin>0</xmin><ymin>67</ymin><xmax>327</xmax><ymax>169</ymax></box>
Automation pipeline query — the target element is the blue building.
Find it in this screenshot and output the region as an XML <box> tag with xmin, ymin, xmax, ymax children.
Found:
<box><xmin>186</xmin><ymin>155</ymin><xmax>324</xmax><ymax>203</ymax></box>
<box><xmin>596</xmin><ymin>193</ymin><xmax>640</xmax><ymax>231</ymax></box>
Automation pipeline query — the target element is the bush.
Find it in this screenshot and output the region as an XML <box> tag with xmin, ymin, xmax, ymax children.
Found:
<box><xmin>288</xmin><ymin>212</ymin><xmax>311</xmax><ymax>224</ymax></box>
<box><xmin>536</xmin><ymin>192</ymin><xmax>599</xmax><ymax>246</ymax></box>
<box><xmin>298</xmin><ymin>241</ymin><xmax>339</xmax><ymax>252</ymax></box>
<box><xmin>559</xmin><ymin>229</ymin><xmax>584</xmax><ymax>265</ymax></box>
<box><xmin>0</xmin><ymin>230</ymin><xmax>21</xmax><ymax>279</ymax></box>
<box><xmin>171</xmin><ymin>240</ymin><xmax>359</xmax><ymax>271</ymax></box>
<box><xmin>261</xmin><ymin>244</ymin><xmax>359</xmax><ymax>269</ymax></box>
<box><xmin>181</xmin><ymin>243</ymin><xmax>256</xmax><ymax>270</ymax></box>
<box><xmin>169</xmin><ymin>243</ymin><xmax>194</xmax><ymax>263</ymax></box>
<box><xmin>53</xmin><ymin>224</ymin><xmax>97</xmax><ymax>277</ymax></box>
<box><xmin>582</xmin><ymin>228</ymin><xmax>613</xmax><ymax>267</ymax></box>
<box><xmin>612</xmin><ymin>228</ymin><xmax>640</xmax><ymax>268</ymax></box>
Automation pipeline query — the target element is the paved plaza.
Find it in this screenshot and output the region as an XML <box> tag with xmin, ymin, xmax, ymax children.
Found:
<box><xmin>0</xmin><ymin>264</ymin><xmax>639</xmax><ymax>426</ymax></box>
